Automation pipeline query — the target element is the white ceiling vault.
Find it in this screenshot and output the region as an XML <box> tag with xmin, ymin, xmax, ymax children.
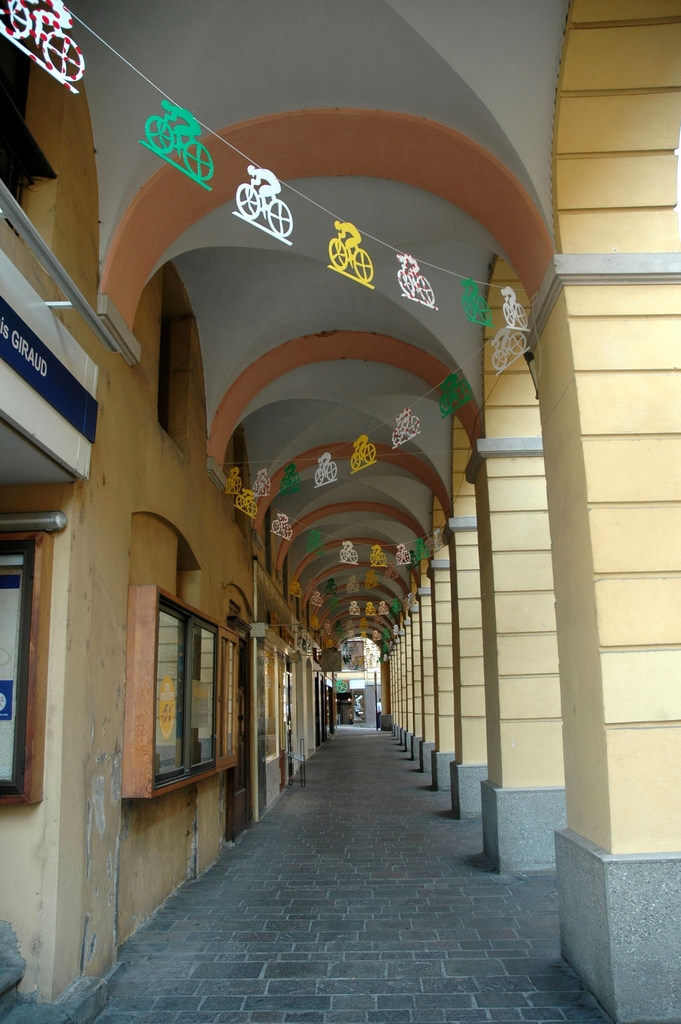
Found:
<box><xmin>65</xmin><ymin>0</ymin><xmax>568</xmax><ymax>630</ymax></box>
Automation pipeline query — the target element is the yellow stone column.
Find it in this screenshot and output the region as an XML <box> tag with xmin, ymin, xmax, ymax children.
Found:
<box><xmin>417</xmin><ymin>570</ymin><xmax>436</xmax><ymax>774</ymax></box>
<box><xmin>402</xmin><ymin>613</ymin><xmax>415</xmax><ymax>749</ymax></box>
<box><xmin>380</xmin><ymin>654</ymin><xmax>392</xmax><ymax>731</ymax></box>
<box><xmin>408</xmin><ymin>593</ymin><xmax>422</xmax><ymax>762</ymax></box>
<box><xmin>429</xmin><ymin>555</ymin><xmax>458</xmax><ymax>789</ymax></box>
<box><xmin>473</xmin><ymin>436</ymin><xmax>564</xmax><ymax>871</ymax></box>
<box><xmin>449</xmin><ymin>422</ymin><xmax>487</xmax><ymax>817</ymax></box>
<box><xmin>543</xmin><ymin>9</ymin><xmax>681</xmax><ymax>1019</ymax></box>
<box><xmin>468</xmin><ymin>264</ymin><xmax>564</xmax><ymax>872</ymax></box>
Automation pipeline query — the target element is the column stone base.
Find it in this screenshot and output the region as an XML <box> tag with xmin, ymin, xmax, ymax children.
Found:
<box><xmin>451</xmin><ymin>762</ymin><xmax>486</xmax><ymax>819</ymax></box>
<box><xmin>481</xmin><ymin>780</ymin><xmax>566</xmax><ymax>873</ymax></box>
<box><xmin>409</xmin><ymin>735</ymin><xmax>422</xmax><ymax>761</ymax></box>
<box><xmin>419</xmin><ymin>741</ymin><xmax>435</xmax><ymax>775</ymax></box>
<box><xmin>556</xmin><ymin>828</ymin><xmax>681</xmax><ymax>1024</ymax></box>
<box><xmin>381</xmin><ymin>713</ymin><xmax>393</xmax><ymax>731</ymax></box>
<box><xmin>404</xmin><ymin>730</ymin><xmax>413</xmax><ymax>752</ymax></box>
<box><xmin>431</xmin><ymin>750</ymin><xmax>455</xmax><ymax>792</ymax></box>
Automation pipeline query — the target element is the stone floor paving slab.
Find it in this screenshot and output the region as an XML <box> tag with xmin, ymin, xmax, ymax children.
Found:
<box><xmin>94</xmin><ymin>729</ymin><xmax>609</xmax><ymax>1024</ymax></box>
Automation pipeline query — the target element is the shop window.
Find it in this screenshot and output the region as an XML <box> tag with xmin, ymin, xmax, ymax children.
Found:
<box><xmin>264</xmin><ymin>646</ymin><xmax>277</xmax><ymax>759</ymax></box>
<box><xmin>0</xmin><ymin>36</ymin><xmax>55</xmax><ymax>199</ymax></box>
<box><xmin>0</xmin><ymin>534</ymin><xmax>50</xmax><ymax>803</ymax></box>
<box><xmin>123</xmin><ymin>586</ymin><xmax>229</xmax><ymax>797</ymax></box>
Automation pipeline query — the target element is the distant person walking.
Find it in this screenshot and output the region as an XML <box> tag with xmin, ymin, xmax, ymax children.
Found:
<box><xmin>376</xmin><ymin>700</ymin><xmax>382</xmax><ymax>730</ymax></box>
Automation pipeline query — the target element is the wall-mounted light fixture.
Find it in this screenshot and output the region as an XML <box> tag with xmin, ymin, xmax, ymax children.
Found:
<box><xmin>523</xmin><ymin>350</ymin><xmax>539</xmax><ymax>400</ymax></box>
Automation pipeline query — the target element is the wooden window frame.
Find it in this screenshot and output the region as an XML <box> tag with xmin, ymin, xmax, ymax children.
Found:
<box><xmin>123</xmin><ymin>585</ymin><xmax>232</xmax><ymax>798</ymax></box>
<box><xmin>0</xmin><ymin>532</ymin><xmax>51</xmax><ymax>805</ymax></box>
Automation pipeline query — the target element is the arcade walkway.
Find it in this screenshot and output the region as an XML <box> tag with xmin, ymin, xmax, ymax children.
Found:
<box><xmin>95</xmin><ymin>730</ymin><xmax>608</xmax><ymax>1024</ymax></box>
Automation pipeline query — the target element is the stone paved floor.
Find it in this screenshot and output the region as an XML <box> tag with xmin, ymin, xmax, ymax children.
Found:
<box><xmin>95</xmin><ymin>728</ymin><xmax>609</xmax><ymax>1024</ymax></box>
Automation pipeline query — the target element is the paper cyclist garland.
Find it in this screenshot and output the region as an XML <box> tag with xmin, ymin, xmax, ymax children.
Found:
<box><xmin>412</xmin><ymin>537</ymin><xmax>430</xmax><ymax>561</ymax></box>
<box><xmin>279</xmin><ymin>463</ymin><xmax>301</xmax><ymax>494</ymax></box>
<box><xmin>432</xmin><ymin>526</ymin><xmax>445</xmax><ymax>551</ymax></box>
<box><xmin>323</xmin><ymin>621</ymin><xmax>332</xmax><ymax>635</ymax></box>
<box><xmin>391</xmin><ymin>598</ymin><xmax>403</xmax><ymax>616</ymax></box>
<box><xmin>310</xmin><ymin>590</ymin><xmax>323</xmax><ymax>608</ymax></box>
<box><xmin>141</xmin><ymin>101</ymin><xmax>214</xmax><ymax>190</ymax></box>
<box><xmin>289</xmin><ymin>578</ymin><xmax>302</xmax><ymax>598</ymax></box>
<box><xmin>271</xmin><ymin>512</ymin><xmax>293</xmax><ymax>540</ymax></box>
<box><xmin>232</xmin><ymin>165</ymin><xmax>293</xmax><ymax>245</ymax></box>
<box><xmin>350</xmin><ymin>434</ymin><xmax>377</xmax><ymax>473</ymax></box>
<box><xmin>369</xmin><ymin>544</ymin><xmax>387</xmax><ymax>567</ymax></box>
<box><xmin>346</xmin><ymin>575</ymin><xmax>360</xmax><ymax>593</ymax></box>
<box><xmin>489</xmin><ymin>285</ymin><xmax>530</xmax><ymax>374</ymax></box>
<box><xmin>439</xmin><ymin>373</ymin><xmax>473</xmax><ymax>418</ymax></box>
<box><xmin>364</xmin><ymin>569</ymin><xmax>378</xmax><ymax>589</ymax></box>
<box><xmin>373</xmin><ymin>630</ymin><xmax>380</xmax><ymax>642</ymax></box>
<box><xmin>384</xmin><ymin>563</ymin><xmax>398</xmax><ymax>580</ymax></box>
<box><xmin>490</xmin><ymin>326</ymin><xmax>529</xmax><ymax>374</ymax></box>
<box><xmin>501</xmin><ymin>286</ymin><xmax>529</xmax><ymax>331</ymax></box>
<box><xmin>324</xmin><ymin>578</ymin><xmax>337</xmax><ymax>595</ymax></box>
<box><xmin>310</xmin><ymin>614</ymin><xmax>320</xmax><ymax>630</ymax></box>
<box><xmin>340</xmin><ymin>540</ymin><xmax>359</xmax><ymax>565</ymax></box>
<box><xmin>365</xmin><ymin>601</ymin><xmax>376</xmax><ymax>616</ymax></box>
<box><xmin>224</xmin><ymin>467</ymin><xmax>242</xmax><ymax>494</ymax></box>
<box><xmin>396</xmin><ymin>253</ymin><xmax>437</xmax><ymax>309</ymax></box>
<box><xmin>306</xmin><ymin>530</ymin><xmax>325</xmax><ymax>556</ymax></box>
<box><xmin>359</xmin><ymin>617</ymin><xmax>368</xmax><ymax>633</ymax></box>
<box><xmin>328</xmin><ymin>593</ymin><xmax>339</xmax><ymax>610</ymax></box>
<box><xmin>395</xmin><ymin>543</ymin><xmax>411</xmax><ymax>565</ymax></box>
<box><xmin>328</xmin><ymin>220</ymin><xmax>375</xmax><ymax>290</ymax></box>
<box><xmin>252</xmin><ymin>467</ymin><xmax>272</xmax><ymax>498</ymax></box>
<box><xmin>235</xmin><ymin>488</ymin><xmax>257</xmax><ymax>518</ymax></box>
<box><xmin>461</xmin><ymin>278</ymin><xmax>492</xmax><ymax>326</ymax></box>
<box><xmin>392</xmin><ymin>407</ymin><xmax>421</xmax><ymax>449</ymax></box>
<box><xmin>378</xmin><ymin>600</ymin><xmax>389</xmax><ymax>616</ymax></box>
<box><xmin>314</xmin><ymin>452</ymin><xmax>338</xmax><ymax>487</ymax></box>
<box><xmin>349</xmin><ymin>600</ymin><xmax>360</xmax><ymax>615</ymax></box>
<box><xmin>0</xmin><ymin>0</ymin><xmax>85</xmax><ymax>93</ymax></box>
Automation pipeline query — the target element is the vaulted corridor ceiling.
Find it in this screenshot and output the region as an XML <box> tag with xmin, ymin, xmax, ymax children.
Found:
<box><xmin>68</xmin><ymin>0</ymin><xmax>568</xmax><ymax>631</ymax></box>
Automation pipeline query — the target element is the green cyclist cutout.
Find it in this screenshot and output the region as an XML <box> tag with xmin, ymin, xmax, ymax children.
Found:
<box><xmin>141</xmin><ymin>99</ymin><xmax>214</xmax><ymax>190</ymax></box>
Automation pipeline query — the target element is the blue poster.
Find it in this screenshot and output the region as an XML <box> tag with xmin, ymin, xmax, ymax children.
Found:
<box><xmin>0</xmin><ymin>679</ymin><xmax>12</xmax><ymax>721</ymax></box>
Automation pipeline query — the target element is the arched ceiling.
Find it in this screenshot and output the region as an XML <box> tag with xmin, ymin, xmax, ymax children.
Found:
<box><xmin>68</xmin><ymin>0</ymin><xmax>567</xmax><ymax>634</ymax></box>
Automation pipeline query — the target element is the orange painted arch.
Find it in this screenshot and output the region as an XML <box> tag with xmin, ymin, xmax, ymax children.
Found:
<box><xmin>102</xmin><ymin>108</ymin><xmax>553</xmax><ymax>340</ymax></box>
<box><xmin>255</xmin><ymin>442</ymin><xmax>450</xmax><ymax>532</ymax></box>
<box><xmin>275</xmin><ymin>502</ymin><xmax>425</xmax><ymax>572</ymax></box>
<box><xmin>210</xmin><ymin>331</ymin><xmax>479</xmax><ymax>458</ymax></box>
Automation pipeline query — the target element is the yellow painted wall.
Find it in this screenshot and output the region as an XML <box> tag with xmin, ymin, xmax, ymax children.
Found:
<box><xmin>0</xmin><ymin>73</ymin><xmax>253</xmax><ymax>1000</ymax></box>
<box><xmin>542</xmin><ymin>0</ymin><xmax>681</xmax><ymax>852</ymax></box>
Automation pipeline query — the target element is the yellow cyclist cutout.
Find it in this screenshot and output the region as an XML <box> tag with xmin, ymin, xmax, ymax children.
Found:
<box><xmin>328</xmin><ymin>219</ymin><xmax>374</xmax><ymax>289</ymax></box>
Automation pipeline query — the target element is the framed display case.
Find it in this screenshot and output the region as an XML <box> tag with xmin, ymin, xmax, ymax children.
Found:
<box><xmin>123</xmin><ymin>585</ymin><xmax>230</xmax><ymax>798</ymax></box>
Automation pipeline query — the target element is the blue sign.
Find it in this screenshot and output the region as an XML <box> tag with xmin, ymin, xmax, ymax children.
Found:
<box><xmin>0</xmin><ymin>680</ymin><xmax>12</xmax><ymax>721</ymax></box>
<box><xmin>0</xmin><ymin>293</ymin><xmax>98</xmax><ymax>442</ymax></box>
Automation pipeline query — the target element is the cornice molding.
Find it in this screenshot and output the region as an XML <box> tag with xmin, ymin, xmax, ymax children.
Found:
<box><xmin>466</xmin><ymin>436</ymin><xmax>544</xmax><ymax>484</ymax></box>
<box><xmin>532</xmin><ymin>252</ymin><xmax>681</xmax><ymax>339</ymax></box>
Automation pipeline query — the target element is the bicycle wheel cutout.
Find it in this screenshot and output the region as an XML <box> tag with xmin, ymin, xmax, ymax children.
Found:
<box><xmin>183</xmin><ymin>142</ymin><xmax>214</xmax><ymax>184</ymax></box>
<box><xmin>267</xmin><ymin>199</ymin><xmax>293</xmax><ymax>239</ymax></box>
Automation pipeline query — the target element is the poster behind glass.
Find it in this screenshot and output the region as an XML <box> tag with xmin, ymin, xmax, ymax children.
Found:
<box><xmin>155</xmin><ymin>609</ymin><xmax>184</xmax><ymax>778</ymax></box>
<box><xmin>0</xmin><ymin>554</ymin><xmax>23</xmax><ymax>782</ymax></box>
<box><xmin>190</xmin><ymin>623</ymin><xmax>215</xmax><ymax>767</ymax></box>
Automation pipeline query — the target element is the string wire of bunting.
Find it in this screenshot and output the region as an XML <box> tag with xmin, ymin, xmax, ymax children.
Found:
<box><xmin>23</xmin><ymin>7</ymin><xmax>537</xmax><ymax>566</ymax></box>
<box><xmin>67</xmin><ymin>9</ymin><xmax>536</xmax><ymax>302</ymax></box>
